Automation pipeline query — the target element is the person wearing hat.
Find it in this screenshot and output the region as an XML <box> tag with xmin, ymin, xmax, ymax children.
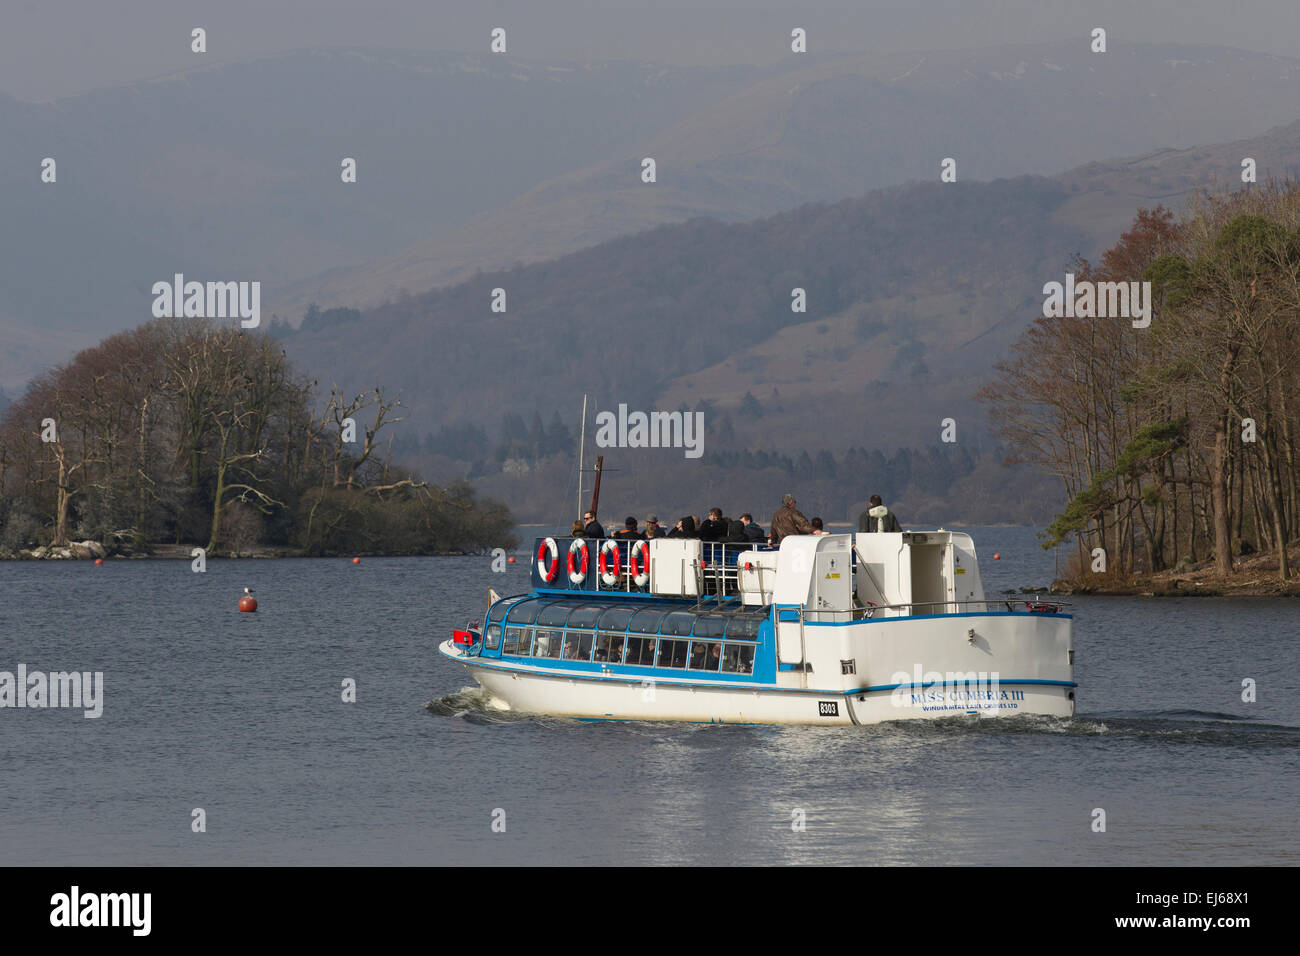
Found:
<box><xmin>643</xmin><ymin>515</ymin><xmax>664</xmax><ymax>538</ymax></box>
<box><xmin>614</xmin><ymin>516</ymin><xmax>646</xmax><ymax>540</ymax></box>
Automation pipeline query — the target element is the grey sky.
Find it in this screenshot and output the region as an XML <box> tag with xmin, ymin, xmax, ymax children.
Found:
<box><xmin>5</xmin><ymin>0</ymin><xmax>1300</xmax><ymax>101</ymax></box>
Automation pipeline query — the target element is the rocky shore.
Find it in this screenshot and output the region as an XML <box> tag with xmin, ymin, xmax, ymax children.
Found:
<box><xmin>1047</xmin><ymin>543</ymin><xmax>1300</xmax><ymax>597</ymax></box>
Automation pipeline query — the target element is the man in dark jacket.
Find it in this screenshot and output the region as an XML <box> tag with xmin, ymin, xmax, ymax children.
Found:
<box><xmin>739</xmin><ymin>513</ymin><xmax>767</xmax><ymax>542</ymax></box>
<box><xmin>583</xmin><ymin>511</ymin><xmax>606</xmax><ymax>539</ymax></box>
<box><xmin>770</xmin><ymin>494</ymin><xmax>814</xmax><ymax>545</ymax></box>
<box><xmin>858</xmin><ymin>495</ymin><xmax>901</xmax><ymax>533</ymax></box>
<box><xmin>698</xmin><ymin>507</ymin><xmax>728</xmax><ymax>542</ymax></box>
<box><xmin>613</xmin><ymin>516</ymin><xmax>645</xmax><ymax>540</ymax></box>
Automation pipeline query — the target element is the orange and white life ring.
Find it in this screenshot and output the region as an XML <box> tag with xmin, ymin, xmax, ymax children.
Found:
<box><xmin>599</xmin><ymin>539</ymin><xmax>622</xmax><ymax>586</ymax></box>
<box><xmin>536</xmin><ymin>537</ymin><xmax>559</xmax><ymax>583</ymax></box>
<box><xmin>567</xmin><ymin>537</ymin><xmax>590</xmax><ymax>584</ymax></box>
<box><xmin>629</xmin><ymin>539</ymin><xmax>650</xmax><ymax>587</ymax></box>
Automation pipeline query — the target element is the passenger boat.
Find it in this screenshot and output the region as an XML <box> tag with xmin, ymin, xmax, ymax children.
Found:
<box><xmin>439</xmin><ymin>531</ymin><xmax>1076</xmax><ymax>725</ymax></box>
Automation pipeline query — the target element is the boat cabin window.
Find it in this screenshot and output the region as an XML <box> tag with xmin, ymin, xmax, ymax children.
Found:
<box><xmin>562</xmin><ymin>631</ymin><xmax>594</xmax><ymax>661</ymax></box>
<box><xmin>503</xmin><ymin>626</ymin><xmax>532</xmax><ymax>656</ymax></box>
<box><xmin>657</xmin><ymin>638</ymin><xmax>689</xmax><ymax>668</ymax></box>
<box><xmin>688</xmin><ymin>640</ymin><xmax>722</xmax><ymax>671</ymax></box>
<box><xmin>537</xmin><ymin>603</ymin><xmax>575</xmax><ymax>627</ymax></box>
<box><xmin>506</xmin><ymin>599</ymin><xmax>547</xmax><ymax>625</ymax></box>
<box><xmin>484</xmin><ymin>625</ymin><xmax>501</xmax><ymax>649</ymax></box>
<box><xmin>721</xmin><ymin>644</ymin><xmax>755</xmax><ymax>674</ymax></box>
<box><xmin>597</xmin><ymin>606</ymin><xmax>638</xmax><ymax>631</ymax></box>
<box><xmin>594</xmin><ymin>631</ymin><xmax>625</xmax><ymax>663</ymax></box>
<box><xmin>533</xmin><ymin>629</ymin><xmax>563</xmax><ymax>658</ymax></box>
<box><xmin>725</xmin><ymin>614</ymin><xmax>764</xmax><ymax>639</ymax></box>
<box><xmin>692</xmin><ymin>615</ymin><xmax>726</xmax><ymax>638</ymax></box>
<box><xmin>488</xmin><ymin>600</ymin><xmax>511</xmax><ymax>623</ymax></box>
<box><xmin>661</xmin><ymin>612</ymin><xmax>695</xmax><ymax>636</ymax></box>
<box><xmin>628</xmin><ymin>608</ymin><xmax>666</xmax><ymax>633</ymax></box>
<box><xmin>625</xmin><ymin>636</ymin><xmax>656</xmax><ymax>665</ymax></box>
<box><xmin>565</xmin><ymin>605</ymin><xmax>602</xmax><ymax>629</ymax></box>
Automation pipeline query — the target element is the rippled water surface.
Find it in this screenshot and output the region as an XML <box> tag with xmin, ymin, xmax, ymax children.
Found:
<box><xmin>2</xmin><ymin>527</ymin><xmax>1296</xmax><ymax>865</ymax></box>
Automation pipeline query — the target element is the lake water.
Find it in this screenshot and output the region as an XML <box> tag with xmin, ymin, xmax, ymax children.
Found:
<box><xmin>2</xmin><ymin>527</ymin><xmax>1296</xmax><ymax>865</ymax></box>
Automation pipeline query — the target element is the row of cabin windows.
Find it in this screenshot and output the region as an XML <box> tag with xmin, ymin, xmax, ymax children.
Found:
<box><xmin>489</xmin><ymin>599</ymin><xmax>765</xmax><ymax>642</ymax></box>
<box><xmin>493</xmin><ymin>625</ymin><xmax>755</xmax><ymax>674</ymax></box>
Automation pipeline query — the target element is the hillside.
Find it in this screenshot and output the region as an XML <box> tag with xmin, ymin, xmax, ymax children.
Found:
<box><xmin>268</xmin><ymin>41</ymin><xmax>1300</xmax><ymax>318</ymax></box>
<box><xmin>7</xmin><ymin>41</ymin><xmax>1300</xmax><ymax>390</ymax></box>
<box><xmin>275</xmin><ymin>117</ymin><xmax>1300</xmax><ymax>522</ymax></box>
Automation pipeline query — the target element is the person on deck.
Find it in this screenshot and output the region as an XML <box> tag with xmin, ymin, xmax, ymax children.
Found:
<box><xmin>739</xmin><ymin>513</ymin><xmax>767</xmax><ymax>543</ymax></box>
<box><xmin>570</xmin><ymin>520</ymin><xmax>586</xmax><ymax>537</ymax></box>
<box><xmin>667</xmin><ymin>516</ymin><xmax>698</xmax><ymax>538</ymax></box>
<box><xmin>614</xmin><ymin>517</ymin><xmax>646</xmax><ymax>540</ymax></box>
<box><xmin>583</xmin><ymin>511</ymin><xmax>606</xmax><ymax>539</ymax></box>
<box><xmin>698</xmin><ymin>507</ymin><xmax>729</xmax><ymax>542</ymax></box>
<box><xmin>770</xmin><ymin>494</ymin><xmax>814</xmax><ymax>545</ymax></box>
<box><xmin>858</xmin><ymin>495</ymin><xmax>901</xmax><ymax>533</ymax></box>
<box><xmin>726</xmin><ymin>518</ymin><xmax>748</xmax><ymax>543</ymax></box>
<box><xmin>644</xmin><ymin>515</ymin><xmax>665</xmax><ymax>538</ymax></box>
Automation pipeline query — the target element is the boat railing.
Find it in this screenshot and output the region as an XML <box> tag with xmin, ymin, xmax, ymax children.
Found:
<box><xmin>537</xmin><ymin>536</ymin><xmax>773</xmax><ymax>597</ymax></box>
<box><xmin>796</xmin><ymin>598</ymin><xmax>1071</xmax><ymax>620</ymax></box>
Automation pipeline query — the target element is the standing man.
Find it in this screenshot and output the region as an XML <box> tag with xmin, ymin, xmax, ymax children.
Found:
<box><xmin>859</xmin><ymin>495</ymin><xmax>901</xmax><ymax>533</ymax></box>
<box><xmin>770</xmin><ymin>494</ymin><xmax>814</xmax><ymax>545</ymax></box>
<box><xmin>583</xmin><ymin>510</ymin><xmax>606</xmax><ymax>539</ymax></box>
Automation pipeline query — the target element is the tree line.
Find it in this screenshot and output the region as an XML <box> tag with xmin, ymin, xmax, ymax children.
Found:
<box><xmin>0</xmin><ymin>317</ymin><xmax>516</xmax><ymax>556</ymax></box>
<box><xmin>981</xmin><ymin>184</ymin><xmax>1300</xmax><ymax>581</ymax></box>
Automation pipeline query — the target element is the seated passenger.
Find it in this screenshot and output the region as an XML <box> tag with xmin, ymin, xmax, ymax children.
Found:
<box><xmin>667</xmin><ymin>515</ymin><xmax>698</xmax><ymax>538</ymax></box>
<box><xmin>613</xmin><ymin>516</ymin><xmax>646</xmax><ymax>540</ymax></box>
<box><xmin>739</xmin><ymin>513</ymin><xmax>767</xmax><ymax>543</ymax></box>
<box><xmin>570</xmin><ymin>519</ymin><xmax>586</xmax><ymax>537</ymax></box>
<box><xmin>583</xmin><ymin>510</ymin><xmax>606</xmax><ymax>539</ymax></box>
<box><xmin>644</xmin><ymin>515</ymin><xmax>664</xmax><ymax>538</ymax></box>
<box><xmin>726</xmin><ymin>518</ymin><xmax>748</xmax><ymax>543</ymax></box>
<box><xmin>810</xmin><ymin>517</ymin><xmax>827</xmax><ymax>535</ymax></box>
<box><xmin>698</xmin><ymin>507</ymin><xmax>728</xmax><ymax>542</ymax></box>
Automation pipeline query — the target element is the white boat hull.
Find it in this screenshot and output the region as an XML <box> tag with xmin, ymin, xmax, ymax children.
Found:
<box><xmin>439</xmin><ymin>630</ymin><xmax>1075</xmax><ymax>726</ymax></box>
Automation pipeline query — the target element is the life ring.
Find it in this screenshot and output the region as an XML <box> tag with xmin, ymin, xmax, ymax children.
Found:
<box><xmin>536</xmin><ymin>537</ymin><xmax>559</xmax><ymax>583</ymax></box>
<box><xmin>629</xmin><ymin>539</ymin><xmax>650</xmax><ymax>587</ymax></box>
<box><xmin>567</xmin><ymin>538</ymin><xmax>590</xmax><ymax>584</ymax></box>
<box><xmin>599</xmin><ymin>539</ymin><xmax>622</xmax><ymax>586</ymax></box>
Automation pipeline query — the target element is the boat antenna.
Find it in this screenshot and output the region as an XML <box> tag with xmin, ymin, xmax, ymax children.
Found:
<box><xmin>589</xmin><ymin>455</ymin><xmax>604</xmax><ymax>517</ymax></box>
<box><xmin>577</xmin><ymin>394</ymin><xmax>587</xmax><ymax>520</ymax></box>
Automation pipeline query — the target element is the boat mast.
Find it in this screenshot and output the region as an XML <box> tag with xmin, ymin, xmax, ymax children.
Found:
<box><xmin>590</xmin><ymin>455</ymin><xmax>604</xmax><ymax>517</ymax></box>
<box><xmin>577</xmin><ymin>394</ymin><xmax>587</xmax><ymax>520</ymax></box>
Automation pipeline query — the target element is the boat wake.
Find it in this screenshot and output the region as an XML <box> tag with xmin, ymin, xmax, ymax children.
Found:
<box><xmin>863</xmin><ymin>709</ymin><xmax>1300</xmax><ymax>747</ymax></box>
<box><xmin>424</xmin><ymin>686</ymin><xmax>578</xmax><ymax>725</ymax></box>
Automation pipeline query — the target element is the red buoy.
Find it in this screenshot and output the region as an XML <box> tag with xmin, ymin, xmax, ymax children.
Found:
<box><xmin>94</xmin><ymin>558</ymin><xmax>103</xmax><ymax>566</ymax></box>
<box><xmin>239</xmin><ymin>592</ymin><xmax>258</xmax><ymax>613</ymax></box>
<box><xmin>507</xmin><ymin>555</ymin><xmax>516</xmax><ymax>564</ymax></box>
<box><xmin>353</xmin><ymin>557</ymin><xmax>361</xmax><ymax>565</ymax></box>
<box><xmin>993</xmin><ymin>553</ymin><xmax>1001</xmax><ymax>560</ymax></box>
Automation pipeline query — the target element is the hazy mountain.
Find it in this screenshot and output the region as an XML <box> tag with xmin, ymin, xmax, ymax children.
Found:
<box><xmin>276</xmin><ymin>115</ymin><xmax>1300</xmax><ymax>483</ymax></box>
<box><xmin>5</xmin><ymin>41</ymin><xmax>1300</xmax><ymax>392</ymax></box>
<box><xmin>0</xmin><ymin>48</ymin><xmax>775</xmax><ymax>387</ymax></box>
<box><xmin>269</xmin><ymin>41</ymin><xmax>1300</xmax><ymax>318</ymax></box>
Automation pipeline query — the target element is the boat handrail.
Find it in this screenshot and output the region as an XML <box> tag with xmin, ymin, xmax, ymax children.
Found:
<box><xmin>794</xmin><ymin>598</ymin><xmax>1071</xmax><ymax>620</ymax></box>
